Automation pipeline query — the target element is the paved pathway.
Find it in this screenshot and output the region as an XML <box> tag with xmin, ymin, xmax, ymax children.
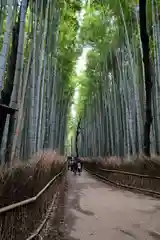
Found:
<box><xmin>64</xmin><ymin>171</ymin><xmax>160</xmax><ymax>240</ymax></box>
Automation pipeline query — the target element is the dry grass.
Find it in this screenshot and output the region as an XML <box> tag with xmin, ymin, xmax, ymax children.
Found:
<box><xmin>82</xmin><ymin>155</ymin><xmax>160</xmax><ymax>193</ymax></box>
<box><xmin>82</xmin><ymin>155</ymin><xmax>160</xmax><ymax>176</ymax></box>
<box><xmin>0</xmin><ymin>150</ymin><xmax>66</xmax><ymax>240</ymax></box>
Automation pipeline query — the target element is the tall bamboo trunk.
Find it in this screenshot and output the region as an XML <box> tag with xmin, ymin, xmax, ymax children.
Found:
<box><xmin>139</xmin><ymin>0</ymin><xmax>153</xmax><ymax>156</ymax></box>
<box><xmin>0</xmin><ymin>17</ymin><xmax>20</xmax><ymax>148</ymax></box>
<box><xmin>75</xmin><ymin>119</ymin><xmax>81</xmax><ymax>158</ymax></box>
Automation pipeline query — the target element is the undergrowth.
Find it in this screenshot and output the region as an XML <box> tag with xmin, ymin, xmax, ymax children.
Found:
<box><xmin>82</xmin><ymin>155</ymin><xmax>160</xmax><ymax>176</ymax></box>
<box><xmin>0</xmin><ymin>150</ymin><xmax>65</xmax><ymax>240</ymax></box>
<box><xmin>82</xmin><ymin>155</ymin><xmax>160</xmax><ymax>194</ymax></box>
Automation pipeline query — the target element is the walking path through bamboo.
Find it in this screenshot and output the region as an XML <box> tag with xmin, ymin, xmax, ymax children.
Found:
<box><xmin>63</xmin><ymin>171</ymin><xmax>160</xmax><ymax>240</ymax></box>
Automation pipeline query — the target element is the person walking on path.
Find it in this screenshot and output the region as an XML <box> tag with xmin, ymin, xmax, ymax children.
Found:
<box><xmin>77</xmin><ymin>161</ymin><xmax>82</xmax><ymax>175</ymax></box>
<box><xmin>73</xmin><ymin>159</ymin><xmax>78</xmax><ymax>175</ymax></box>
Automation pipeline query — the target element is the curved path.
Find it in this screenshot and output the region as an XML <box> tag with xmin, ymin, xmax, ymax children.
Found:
<box><xmin>63</xmin><ymin>171</ymin><xmax>160</xmax><ymax>240</ymax></box>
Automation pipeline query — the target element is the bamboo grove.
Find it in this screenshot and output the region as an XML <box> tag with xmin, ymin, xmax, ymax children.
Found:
<box><xmin>0</xmin><ymin>0</ymin><xmax>81</xmax><ymax>164</ymax></box>
<box><xmin>70</xmin><ymin>0</ymin><xmax>159</xmax><ymax>159</ymax></box>
<box><xmin>0</xmin><ymin>0</ymin><xmax>158</xmax><ymax>165</ymax></box>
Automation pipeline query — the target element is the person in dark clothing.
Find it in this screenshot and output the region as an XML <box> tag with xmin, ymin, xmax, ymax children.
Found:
<box><xmin>73</xmin><ymin>159</ymin><xmax>78</xmax><ymax>175</ymax></box>
<box><xmin>70</xmin><ymin>158</ymin><xmax>74</xmax><ymax>171</ymax></box>
<box><xmin>77</xmin><ymin>161</ymin><xmax>82</xmax><ymax>175</ymax></box>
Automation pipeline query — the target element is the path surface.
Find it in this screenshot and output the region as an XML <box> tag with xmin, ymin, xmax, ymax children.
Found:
<box><xmin>63</xmin><ymin>171</ymin><xmax>160</xmax><ymax>240</ymax></box>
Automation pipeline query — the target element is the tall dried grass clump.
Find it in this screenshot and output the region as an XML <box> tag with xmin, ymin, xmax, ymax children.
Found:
<box><xmin>0</xmin><ymin>150</ymin><xmax>66</xmax><ymax>240</ymax></box>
